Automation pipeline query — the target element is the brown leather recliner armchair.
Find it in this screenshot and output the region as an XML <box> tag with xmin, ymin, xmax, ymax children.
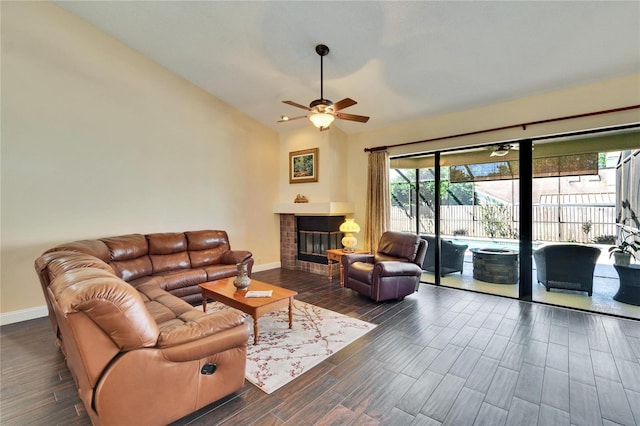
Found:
<box><xmin>342</xmin><ymin>231</ymin><xmax>427</xmax><ymax>302</ymax></box>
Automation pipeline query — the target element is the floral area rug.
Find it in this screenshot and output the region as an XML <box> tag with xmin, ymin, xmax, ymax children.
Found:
<box><xmin>204</xmin><ymin>300</ymin><xmax>376</xmax><ymax>394</ymax></box>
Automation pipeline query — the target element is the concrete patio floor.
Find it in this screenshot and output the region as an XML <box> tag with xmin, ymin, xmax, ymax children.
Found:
<box><xmin>421</xmin><ymin>249</ymin><xmax>640</xmax><ymax>320</ymax></box>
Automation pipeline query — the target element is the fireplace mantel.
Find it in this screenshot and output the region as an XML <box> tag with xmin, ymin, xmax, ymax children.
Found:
<box><xmin>273</xmin><ymin>202</ymin><xmax>354</xmax><ymax>216</ymax></box>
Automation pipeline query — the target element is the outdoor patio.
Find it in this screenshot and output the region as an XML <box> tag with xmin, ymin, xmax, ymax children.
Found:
<box><xmin>421</xmin><ymin>247</ymin><xmax>640</xmax><ymax>320</ymax></box>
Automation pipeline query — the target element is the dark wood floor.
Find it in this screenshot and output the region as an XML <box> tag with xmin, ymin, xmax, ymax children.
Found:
<box><xmin>2</xmin><ymin>268</ymin><xmax>640</xmax><ymax>425</ymax></box>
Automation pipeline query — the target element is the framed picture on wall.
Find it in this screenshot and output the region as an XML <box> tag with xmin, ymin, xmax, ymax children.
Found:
<box><xmin>289</xmin><ymin>148</ymin><xmax>319</xmax><ymax>184</ymax></box>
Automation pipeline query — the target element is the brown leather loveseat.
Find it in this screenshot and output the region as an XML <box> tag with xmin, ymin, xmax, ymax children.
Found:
<box><xmin>34</xmin><ymin>230</ymin><xmax>253</xmax><ymax>425</ymax></box>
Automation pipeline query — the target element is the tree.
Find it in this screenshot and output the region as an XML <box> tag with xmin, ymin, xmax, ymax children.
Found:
<box><xmin>390</xmin><ymin>169</ymin><xmax>474</xmax><ymax>209</ymax></box>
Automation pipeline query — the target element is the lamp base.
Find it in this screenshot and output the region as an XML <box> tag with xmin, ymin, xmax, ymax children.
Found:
<box><xmin>341</xmin><ymin>234</ymin><xmax>357</xmax><ymax>253</ymax></box>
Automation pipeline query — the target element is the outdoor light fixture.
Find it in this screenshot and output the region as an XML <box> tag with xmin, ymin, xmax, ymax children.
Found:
<box><xmin>309</xmin><ymin>112</ymin><xmax>335</xmax><ymax>129</ymax></box>
<box><xmin>339</xmin><ymin>218</ymin><xmax>360</xmax><ymax>252</ymax></box>
<box><xmin>490</xmin><ymin>148</ymin><xmax>510</xmax><ymax>157</ymax></box>
<box><xmin>490</xmin><ymin>144</ymin><xmax>513</xmax><ymax>157</ymax></box>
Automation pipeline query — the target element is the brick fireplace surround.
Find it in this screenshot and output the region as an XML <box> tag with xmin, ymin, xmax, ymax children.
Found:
<box><xmin>279</xmin><ymin>214</ymin><xmax>339</xmax><ymax>277</ymax></box>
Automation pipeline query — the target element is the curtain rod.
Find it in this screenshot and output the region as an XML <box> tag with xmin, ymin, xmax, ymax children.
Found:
<box><xmin>364</xmin><ymin>105</ymin><xmax>640</xmax><ymax>153</ymax></box>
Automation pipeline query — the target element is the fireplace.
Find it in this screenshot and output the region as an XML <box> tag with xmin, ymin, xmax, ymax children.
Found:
<box><xmin>278</xmin><ymin>213</ymin><xmax>346</xmax><ymax>276</ymax></box>
<box><xmin>297</xmin><ymin>216</ymin><xmax>344</xmax><ymax>264</ymax></box>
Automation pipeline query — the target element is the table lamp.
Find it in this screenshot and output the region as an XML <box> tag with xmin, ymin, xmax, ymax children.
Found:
<box><xmin>339</xmin><ymin>218</ymin><xmax>360</xmax><ymax>253</ymax></box>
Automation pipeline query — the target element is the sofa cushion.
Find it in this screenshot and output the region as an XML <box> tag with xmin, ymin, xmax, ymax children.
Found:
<box><xmin>189</xmin><ymin>249</ymin><xmax>226</xmax><ymax>268</ymax></box>
<box><xmin>101</xmin><ymin>234</ymin><xmax>149</xmax><ymax>260</ymax></box>
<box><xmin>101</xmin><ymin>234</ymin><xmax>152</xmax><ymax>281</ymax></box>
<box><xmin>375</xmin><ymin>253</ymin><xmax>410</xmax><ymax>263</ymax></box>
<box><xmin>46</xmin><ymin>239</ymin><xmax>112</xmax><ymax>263</ymax></box>
<box><xmin>109</xmin><ymin>257</ymin><xmax>153</xmax><ymax>281</ymax></box>
<box><xmin>44</xmin><ymin>251</ymin><xmax>115</xmax><ymax>282</ymax></box>
<box><xmin>377</xmin><ymin>231</ymin><xmax>419</xmax><ymax>261</ymax></box>
<box><xmin>135</xmin><ymin>280</ymin><xmax>246</xmax><ymax>347</ymax></box>
<box><xmin>147</xmin><ymin>232</ymin><xmax>188</xmax><ymax>254</ymax></box>
<box><xmin>202</xmin><ymin>264</ymin><xmax>238</xmax><ymax>281</ymax></box>
<box><xmin>150</xmin><ymin>252</ymin><xmax>191</xmax><ymax>273</ymax></box>
<box><xmin>156</xmin><ymin>309</ymin><xmax>246</xmax><ymax>348</ymax></box>
<box><xmin>185</xmin><ymin>230</ymin><xmax>230</xmax><ymax>251</ymax></box>
<box><xmin>136</xmin><ymin>281</ymin><xmax>196</xmax><ymax>322</ymax></box>
<box><xmin>153</xmin><ymin>269</ymin><xmax>208</xmax><ymax>292</ymax></box>
<box><xmin>186</xmin><ymin>230</ymin><xmax>230</xmax><ymax>267</ymax></box>
<box><xmin>147</xmin><ymin>233</ymin><xmax>191</xmax><ymax>272</ymax></box>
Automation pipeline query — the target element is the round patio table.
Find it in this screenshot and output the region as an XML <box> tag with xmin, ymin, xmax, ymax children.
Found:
<box><xmin>471</xmin><ymin>248</ymin><xmax>519</xmax><ymax>284</ymax></box>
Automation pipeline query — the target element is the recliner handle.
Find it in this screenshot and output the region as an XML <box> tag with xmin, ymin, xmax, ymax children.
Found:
<box><xmin>201</xmin><ymin>363</ymin><xmax>217</xmax><ymax>375</ymax></box>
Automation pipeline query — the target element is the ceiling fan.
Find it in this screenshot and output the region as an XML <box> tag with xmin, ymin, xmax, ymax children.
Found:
<box><xmin>278</xmin><ymin>44</ymin><xmax>370</xmax><ymax>131</ymax></box>
<box><xmin>489</xmin><ymin>143</ymin><xmax>519</xmax><ymax>157</ymax></box>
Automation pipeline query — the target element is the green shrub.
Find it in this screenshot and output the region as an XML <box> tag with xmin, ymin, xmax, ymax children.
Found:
<box><xmin>592</xmin><ymin>235</ymin><xmax>616</xmax><ymax>244</ymax></box>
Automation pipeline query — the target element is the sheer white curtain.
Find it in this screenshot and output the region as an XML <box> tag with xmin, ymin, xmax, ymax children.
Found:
<box><xmin>616</xmin><ymin>150</ymin><xmax>640</xmax><ymax>229</ymax></box>
<box><xmin>364</xmin><ymin>151</ymin><xmax>390</xmax><ymax>252</ymax></box>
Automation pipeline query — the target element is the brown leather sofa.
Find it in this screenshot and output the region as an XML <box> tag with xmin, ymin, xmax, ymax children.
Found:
<box><xmin>38</xmin><ymin>230</ymin><xmax>253</xmax><ymax>304</ymax></box>
<box><xmin>34</xmin><ymin>230</ymin><xmax>252</xmax><ymax>425</ymax></box>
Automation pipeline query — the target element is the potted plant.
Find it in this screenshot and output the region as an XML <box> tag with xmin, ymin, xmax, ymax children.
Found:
<box><xmin>609</xmin><ymin>225</ymin><xmax>640</xmax><ymax>267</ymax></box>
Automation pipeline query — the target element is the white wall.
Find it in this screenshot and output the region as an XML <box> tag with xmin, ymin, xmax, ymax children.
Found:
<box><xmin>278</xmin><ymin>125</ymin><xmax>348</xmax><ymax>204</ymax></box>
<box><xmin>1</xmin><ymin>2</ymin><xmax>280</xmax><ymax>317</ymax></box>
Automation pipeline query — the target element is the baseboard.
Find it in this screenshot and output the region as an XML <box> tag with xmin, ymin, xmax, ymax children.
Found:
<box><xmin>253</xmin><ymin>262</ymin><xmax>281</xmax><ymax>272</ymax></box>
<box><xmin>0</xmin><ymin>305</ymin><xmax>48</xmax><ymax>326</ymax></box>
<box><xmin>1</xmin><ymin>262</ymin><xmax>282</xmax><ymax>326</ymax></box>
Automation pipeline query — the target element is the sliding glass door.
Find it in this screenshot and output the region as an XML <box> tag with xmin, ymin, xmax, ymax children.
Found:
<box><xmin>530</xmin><ymin>133</ymin><xmax>640</xmax><ymax>319</ymax></box>
<box><xmin>437</xmin><ymin>145</ymin><xmax>521</xmax><ymax>298</ymax></box>
<box><xmin>389</xmin><ymin>128</ymin><xmax>640</xmax><ymax>320</ymax></box>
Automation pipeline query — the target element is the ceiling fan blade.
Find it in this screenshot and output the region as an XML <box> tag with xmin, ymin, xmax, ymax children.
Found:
<box><xmin>282</xmin><ymin>100</ymin><xmax>311</xmax><ymax>111</ymax></box>
<box><xmin>332</xmin><ymin>98</ymin><xmax>357</xmax><ymax>112</ymax></box>
<box><xmin>336</xmin><ymin>112</ymin><xmax>370</xmax><ymax>123</ymax></box>
<box><xmin>277</xmin><ymin>114</ymin><xmax>308</xmax><ymax>123</ymax></box>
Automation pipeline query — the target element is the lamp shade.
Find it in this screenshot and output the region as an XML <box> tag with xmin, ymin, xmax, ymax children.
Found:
<box><xmin>339</xmin><ymin>218</ymin><xmax>360</xmax><ymax>233</ymax></box>
<box><xmin>309</xmin><ymin>112</ymin><xmax>335</xmax><ymax>129</ymax></box>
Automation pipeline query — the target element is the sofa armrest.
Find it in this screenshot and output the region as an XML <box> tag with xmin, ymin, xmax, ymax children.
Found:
<box><xmin>342</xmin><ymin>254</ymin><xmax>374</xmax><ymax>278</ymax></box>
<box><xmin>342</xmin><ymin>253</ymin><xmax>374</xmax><ymax>266</ymax></box>
<box><xmin>157</xmin><ymin>309</ymin><xmax>246</xmax><ymax>348</ymax></box>
<box><xmin>222</xmin><ymin>250</ymin><xmax>252</xmax><ymax>265</ymax></box>
<box><xmin>160</xmin><ymin>324</ymin><xmax>249</xmax><ymax>362</ymax></box>
<box><xmin>375</xmin><ymin>261</ymin><xmax>422</xmax><ymax>277</ymax></box>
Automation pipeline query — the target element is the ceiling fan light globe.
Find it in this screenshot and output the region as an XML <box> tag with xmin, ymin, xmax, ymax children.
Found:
<box><xmin>309</xmin><ymin>113</ymin><xmax>334</xmax><ymax>129</ymax></box>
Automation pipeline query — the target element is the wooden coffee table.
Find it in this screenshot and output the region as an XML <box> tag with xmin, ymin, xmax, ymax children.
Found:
<box><xmin>199</xmin><ymin>278</ymin><xmax>298</xmax><ymax>345</ymax></box>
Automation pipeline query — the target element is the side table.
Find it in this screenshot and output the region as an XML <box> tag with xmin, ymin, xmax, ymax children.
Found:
<box><xmin>613</xmin><ymin>264</ymin><xmax>640</xmax><ymax>306</ymax></box>
<box><xmin>327</xmin><ymin>248</ymin><xmax>369</xmax><ymax>287</ymax></box>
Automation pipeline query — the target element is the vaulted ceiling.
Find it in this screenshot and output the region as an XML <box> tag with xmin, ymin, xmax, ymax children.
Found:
<box><xmin>55</xmin><ymin>1</ymin><xmax>640</xmax><ymax>134</ymax></box>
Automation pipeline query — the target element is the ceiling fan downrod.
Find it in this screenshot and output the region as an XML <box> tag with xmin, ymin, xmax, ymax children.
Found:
<box><xmin>316</xmin><ymin>44</ymin><xmax>329</xmax><ymax>103</ymax></box>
